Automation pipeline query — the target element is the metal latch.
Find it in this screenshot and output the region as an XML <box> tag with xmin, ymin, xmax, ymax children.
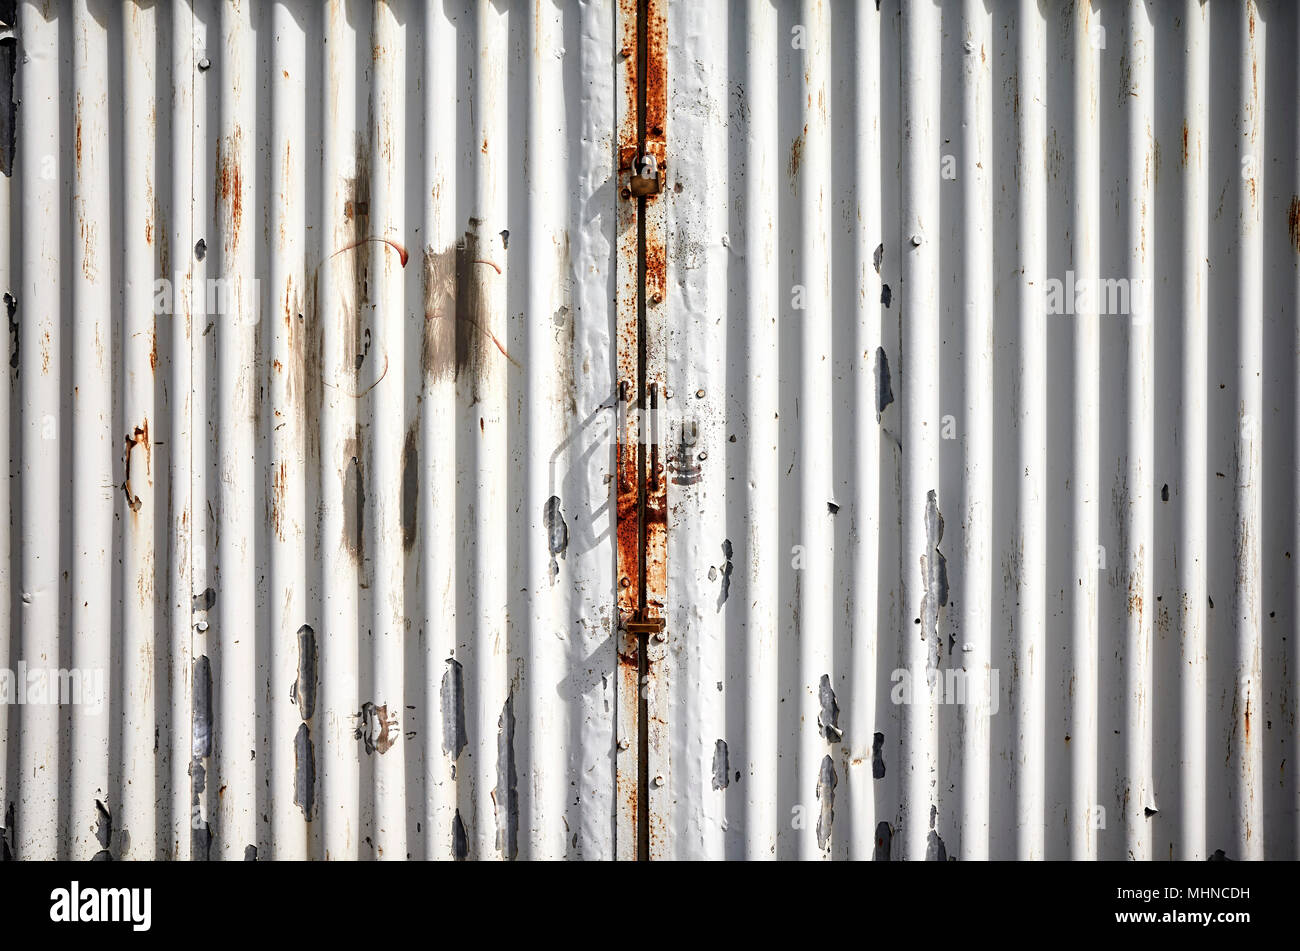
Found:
<box><xmin>626</xmin><ymin>617</ymin><xmax>666</xmax><ymax>641</ymax></box>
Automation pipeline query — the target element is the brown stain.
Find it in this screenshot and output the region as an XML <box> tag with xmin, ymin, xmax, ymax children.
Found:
<box><xmin>1287</xmin><ymin>195</ymin><xmax>1300</xmax><ymax>253</ymax></box>
<box><xmin>148</xmin><ymin>330</ymin><xmax>158</xmax><ymax>372</ymax></box>
<box><xmin>216</xmin><ymin>127</ymin><xmax>244</xmax><ymax>250</ymax></box>
<box><xmin>354</xmin><ymin>702</ymin><xmax>398</xmax><ymax>755</ymax></box>
<box><xmin>282</xmin><ymin>277</ymin><xmax>323</xmax><ymax>464</ymax></box>
<box><xmin>40</xmin><ymin>329</ymin><xmax>50</xmax><ymax>375</ymax></box>
<box><xmin>400</xmin><ymin>423</ymin><xmax>418</xmax><ymax>551</ymax></box>
<box><xmin>788</xmin><ymin>123</ymin><xmax>807</xmax><ymax>184</ymax></box>
<box><xmin>1181</xmin><ymin>122</ymin><xmax>1189</xmax><ymax>168</ymax></box>
<box><xmin>421</xmin><ymin>219</ymin><xmax>517</xmax><ymax>393</ymax></box>
<box><xmin>342</xmin><ymin>432</ymin><xmax>365</xmax><ymax>566</ymax></box>
<box><xmin>644</xmin><ymin>0</ymin><xmax>667</xmax><ymax>158</ymax></box>
<box><xmin>279</xmin><ymin>141</ymin><xmax>292</xmax><ymax>251</ymax></box>
<box><xmin>79</xmin><ymin>213</ymin><xmax>98</xmax><ymax>283</ymax></box>
<box><xmin>338</xmin><ymin>139</ymin><xmax>370</xmax><ymax>379</ymax></box>
<box><xmin>271</xmin><ymin>460</ymin><xmax>288</xmax><ymax>542</ymax></box>
<box><xmin>122</xmin><ymin>420</ymin><xmax>151</xmax><ymax>514</ymax></box>
<box><xmin>75</xmin><ymin>94</ymin><xmax>83</xmax><ymax>172</ymax></box>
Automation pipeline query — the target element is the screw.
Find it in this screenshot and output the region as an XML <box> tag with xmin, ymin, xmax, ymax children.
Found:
<box><xmin>911</xmin><ymin>233</ymin><xmax>923</xmax><ymax>247</ymax></box>
<box><xmin>198</xmin><ymin>56</ymin><xmax>211</xmax><ymax>71</ymax></box>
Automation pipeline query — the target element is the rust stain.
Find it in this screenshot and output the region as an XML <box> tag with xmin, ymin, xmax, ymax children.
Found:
<box><xmin>354</xmin><ymin>702</ymin><xmax>398</xmax><ymax>755</ymax></box>
<box><xmin>75</xmin><ymin>94</ymin><xmax>83</xmax><ymax>171</ymax></box>
<box><xmin>1287</xmin><ymin>195</ymin><xmax>1300</xmax><ymax>253</ymax></box>
<box><xmin>122</xmin><ymin>420</ymin><xmax>151</xmax><ymax>514</ymax></box>
<box><xmin>788</xmin><ymin>123</ymin><xmax>807</xmax><ymax>183</ymax></box>
<box><xmin>1181</xmin><ymin>122</ymin><xmax>1189</xmax><ymax>168</ymax></box>
<box><xmin>148</xmin><ymin>330</ymin><xmax>158</xmax><ymax>372</ymax></box>
<box><xmin>79</xmin><ymin>214</ymin><xmax>98</xmax><ymax>283</ymax></box>
<box><xmin>40</xmin><ymin>329</ymin><xmax>50</xmax><ymax>375</ymax></box>
<box><xmin>271</xmin><ymin>461</ymin><xmax>288</xmax><ymax>541</ymax></box>
<box><xmin>216</xmin><ymin>127</ymin><xmax>245</xmax><ymax>250</ymax></box>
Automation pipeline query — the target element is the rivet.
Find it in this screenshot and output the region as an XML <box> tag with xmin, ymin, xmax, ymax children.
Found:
<box><xmin>621</xmin><ymin>187</ymin><xmax>632</xmax><ymax>199</ymax></box>
<box><xmin>698</xmin><ymin>451</ymin><xmax>708</xmax><ymax>461</ymax></box>
<box><xmin>695</xmin><ymin>388</ymin><xmax>705</xmax><ymax>399</ymax></box>
<box><xmin>198</xmin><ymin>56</ymin><xmax>211</xmax><ymax>71</ymax></box>
<box><xmin>910</xmin><ymin>233</ymin><xmax>923</xmax><ymax>247</ymax></box>
<box><xmin>664</xmin><ymin>388</ymin><xmax>674</xmax><ymax>399</ymax></box>
<box><xmin>620</xmin><ymin>576</ymin><xmax>631</xmax><ymax>588</ymax></box>
<box><xmin>618</xmin><ymin>738</ymin><xmax>630</xmax><ymax>751</ymax></box>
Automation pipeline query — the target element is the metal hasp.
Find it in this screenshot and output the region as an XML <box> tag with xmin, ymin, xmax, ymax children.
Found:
<box><xmin>615</xmin><ymin>0</ymin><xmax>668</xmax><ymax>861</ymax></box>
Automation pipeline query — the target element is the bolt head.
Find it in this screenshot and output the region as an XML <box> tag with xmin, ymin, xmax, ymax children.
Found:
<box><xmin>911</xmin><ymin>233</ymin><xmax>923</xmax><ymax>247</ymax></box>
<box><xmin>618</xmin><ymin>739</ymin><xmax>630</xmax><ymax>751</ymax></box>
<box><xmin>196</xmin><ymin>620</ymin><xmax>209</xmax><ymax>632</ymax></box>
<box><xmin>198</xmin><ymin>56</ymin><xmax>211</xmax><ymax>70</ymax></box>
<box><xmin>654</xmin><ymin>631</ymin><xmax>667</xmax><ymax>642</ymax></box>
<box><xmin>653</xmin><ymin>775</ymin><xmax>665</xmax><ymax>788</ymax></box>
<box><xmin>695</xmin><ymin>388</ymin><xmax>705</xmax><ymax>399</ymax></box>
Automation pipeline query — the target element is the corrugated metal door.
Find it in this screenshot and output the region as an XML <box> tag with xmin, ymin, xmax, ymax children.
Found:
<box><xmin>660</xmin><ymin>0</ymin><xmax>1298</xmax><ymax>860</ymax></box>
<box><xmin>2</xmin><ymin>0</ymin><xmax>619</xmax><ymax>860</ymax></box>
<box><xmin>1</xmin><ymin>0</ymin><xmax>1298</xmax><ymax>862</ymax></box>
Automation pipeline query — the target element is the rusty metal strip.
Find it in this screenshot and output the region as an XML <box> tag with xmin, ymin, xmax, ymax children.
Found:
<box><xmin>614</xmin><ymin>0</ymin><xmax>668</xmax><ymax>861</ymax></box>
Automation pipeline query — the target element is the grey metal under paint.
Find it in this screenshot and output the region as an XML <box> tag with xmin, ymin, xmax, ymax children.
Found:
<box><xmin>0</xmin><ymin>0</ymin><xmax>1297</xmax><ymax>862</ymax></box>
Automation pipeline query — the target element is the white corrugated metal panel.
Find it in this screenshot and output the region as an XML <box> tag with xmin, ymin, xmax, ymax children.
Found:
<box><xmin>1</xmin><ymin>0</ymin><xmax>618</xmax><ymax>860</ymax></box>
<box><xmin>1</xmin><ymin>0</ymin><xmax>1297</xmax><ymax>863</ymax></box>
<box><xmin>663</xmin><ymin>0</ymin><xmax>1298</xmax><ymax>860</ymax></box>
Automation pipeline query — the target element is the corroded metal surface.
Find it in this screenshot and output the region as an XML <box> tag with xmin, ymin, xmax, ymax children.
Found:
<box><xmin>1</xmin><ymin>0</ymin><xmax>1297</xmax><ymax>863</ymax></box>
